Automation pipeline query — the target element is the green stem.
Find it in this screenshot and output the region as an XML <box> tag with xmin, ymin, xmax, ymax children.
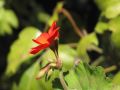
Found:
<box><xmin>67</xmin><ymin>43</ymin><xmax>77</xmax><ymax>48</ymax></box>
<box><xmin>87</xmin><ymin>44</ymin><xmax>103</xmax><ymax>54</ymax></box>
<box><xmin>59</xmin><ymin>72</ymin><xmax>68</xmax><ymax>90</ymax></box>
<box><xmin>91</xmin><ymin>56</ymin><xmax>104</xmax><ymax>66</ymax></box>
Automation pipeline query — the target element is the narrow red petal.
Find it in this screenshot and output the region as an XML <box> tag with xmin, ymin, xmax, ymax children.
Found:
<box><xmin>30</xmin><ymin>44</ymin><xmax>49</xmax><ymax>54</ymax></box>
<box><xmin>48</xmin><ymin>27</ymin><xmax>60</xmax><ymax>42</ymax></box>
<box><xmin>34</xmin><ymin>33</ymin><xmax>50</xmax><ymax>44</ymax></box>
<box><xmin>48</xmin><ymin>21</ymin><xmax>57</xmax><ymax>35</ymax></box>
<box><xmin>32</xmin><ymin>39</ymin><xmax>41</xmax><ymax>44</ymax></box>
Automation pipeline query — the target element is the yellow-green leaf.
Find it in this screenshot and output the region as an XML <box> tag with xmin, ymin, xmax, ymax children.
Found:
<box><xmin>6</xmin><ymin>27</ymin><xmax>40</xmax><ymax>76</ymax></box>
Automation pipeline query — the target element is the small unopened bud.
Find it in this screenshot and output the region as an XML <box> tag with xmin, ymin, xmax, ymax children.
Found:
<box><xmin>36</xmin><ymin>62</ymin><xmax>57</xmax><ymax>80</ymax></box>
<box><xmin>36</xmin><ymin>64</ymin><xmax>51</xmax><ymax>80</ymax></box>
<box><xmin>46</xmin><ymin>69</ymin><xmax>53</xmax><ymax>80</ymax></box>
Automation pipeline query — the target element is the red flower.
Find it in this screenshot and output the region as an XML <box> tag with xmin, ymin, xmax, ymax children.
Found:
<box><xmin>30</xmin><ymin>22</ymin><xmax>60</xmax><ymax>54</ymax></box>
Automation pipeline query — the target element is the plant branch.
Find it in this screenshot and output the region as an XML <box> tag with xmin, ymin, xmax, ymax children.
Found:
<box><xmin>43</xmin><ymin>23</ymin><xmax>49</xmax><ymax>32</ymax></box>
<box><xmin>104</xmin><ymin>65</ymin><xmax>117</xmax><ymax>73</ymax></box>
<box><xmin>60</xmin><ymin>8</ymin><xmax>84</xmax><ymax>38</ymax></box>
<box><xmin>91</xmin><ymin>56</ymin><xmax>104</xmax><ymax>66</ymax></box>
<box><xmin>67</xmin><ymin>43</ymin><xmax>77</xmax><ymax>48</ymax></box>
<box><xmin>59</xmin><ymin>72</ymin><xmax>68</xmax><ymax>90</ymax></box>
<box><xmin>87</xmin><ymin>44</ymin><xmax>103</xmax><ymax>54</ymax></box>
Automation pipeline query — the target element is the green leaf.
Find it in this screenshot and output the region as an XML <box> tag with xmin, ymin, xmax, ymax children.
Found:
<box><xmin>65</xmin><ymin>61</ymin><xmax>112</xmax><ymax>90</ymax></box>
<box><xmin>95</xmin><ymin>16</ymin><xmax>120</xmax><ymax>34</ymax></box>
<box><xmin>6</xmin><ymin>27</ymin><xmax>40</xmax><ymax>76</ymax></box>
<box><xmin>112</xmin><ymin>72</ymin><xmax>120</xmax><ymax>85</ymax></box>
<box><xmin>18</xmin><ymin>61</ymin><xmax>43</xmax><ymax>90</ymax></box>
<box><xmin>18</xmin><ymin>60</ymin><xmax>120</xmax><ymax>90</ymax></box>
<box><xmin>64</xmin><ymin>70</ymin><xmax>82</xmax><ymax>90</ymax></box>
<box><xmin>0</xmin><ymin>0</ymin><xmax>4</xmax><ymax>7</ymax></box>
<box><xmin>95</xmin><ymin>0</ymin><xmax>120</xmax><ymax>11</ymax></box>
<box><xmin>104</xmin><ymin>3</ymin><xmax>120</xmax><ymax>18</ymax></box>
<box><xmin>95</xmin><ymin>21</ymin><xmax>109</xmax><ymax>34</ymax></box>
<box><xmin>0</xmin><ymin>8</ymin><xmax>18</xmax><ymax>35</ymax></box>
<box><xmin>37</xmin><ymin>12</ymin><xmax>50</xmax><ymax>23</ymax></box>
<box><xmin>77</xmin><ymin>33</ymin><xmax>98</xmax><ymax>63</ymax></box>
<box><xmin>59</xmin><ymin>45</ymin><xmax>77</xmax><ymax>71</ymax></box>
<box><xmin>41</xmin><ymin>45</ymin><xmax>77</xmax><ymax>72</ymax></box>
<box><xmin>111</xmin><ymin>86</ymin><xmax>120</xmax><ymax>90</ymax></box>
<box><xmin>18</xmin><ymin>60</ymin><xmax>58</xmax><ymax>90</ymax></box>
<box><xmin>110</xmin><ymin>17</ymin><xmax>120</xmax><ymax>49</ymax></box>
<box><xmin>109</xmin><ymin>16</ymin><xmax>120</xmax><ymax>32</ymax></box>
<box><xmin>5</xmin><ymin>9</ymin><xmax>18</xmax><ymax>28</ymax></box>
<box><xmin>95</xmin><ymin>0</ymin><xmax>120</xmax><ymax>19</ymax></box>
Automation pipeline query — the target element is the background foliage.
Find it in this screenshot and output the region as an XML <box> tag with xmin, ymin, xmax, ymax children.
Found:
<box><xmin>1</xmin><ymin>0</ymin><xmax>120</xmax><ymax>90</ymax></box>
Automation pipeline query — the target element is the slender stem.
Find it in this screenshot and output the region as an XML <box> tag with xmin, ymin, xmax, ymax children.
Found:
<box><xmin>52</xmin><ymin>48</ymin><xmax>62</xmax><ymax>69</ymax></box>
<box><xmin>43</xmin><ymin>24</ymin><xmax>49</xmax><ymax>32</ymax></box>
<box><xmin>60</xmin><ymin>8</ymin><xmax>84</xmax><ymax>38</ymax></box>
<box><xmin>59</xmin><ymin>72</ymin><xmax>68</xmax><ymax>90</ymax></box>
<box><xmin>54</xmin><ymin>49</ymin><xmax>59</xmax><ymax>60</ymax></box>
<box><xmin>67</xmin><ymin>43</ymin><xmax>77</xmax><ymax>48</ymax></box>
<box><xmin>87</xmin><ymin>44</ymin><xmax>103</xmax><ymax>54</ymax></box>
<box><xmin>82</xmin><ymin>29</ymin><xmax>88</xmax><ymax>35</ymax></box>
<box><xmin>104</xmin><ymin>65</ymin><xmax>117</xmax><ymax>73</ymax></box>
<box><xmin>91</xmin><ymin>56</ymin><xmax>104</xmax><ymax>66</ymax></box>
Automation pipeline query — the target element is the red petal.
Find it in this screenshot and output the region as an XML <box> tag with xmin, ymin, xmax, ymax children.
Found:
<box><xmin>34</xmin><ymin>33</ymin><xmax>50</xmax><ymax>44</ymax></box>
<box><xmin>48</xmin><ymin>27</ymin><xmax>60</xmax><ymax>42</ymax></box>
<box><xmin>32</xmin><ymin>39</ymin><xmax>41</xmax><ymax>44</ymax></box>
<box><xmin>30</xmin><ymin>44</ymin><xmax>49</xmax><ymax>54</ymax></box>
<box><xmin>48</xmin><ymin>21</ymin><xmax>57</xmax><ymax>35</ymax></box>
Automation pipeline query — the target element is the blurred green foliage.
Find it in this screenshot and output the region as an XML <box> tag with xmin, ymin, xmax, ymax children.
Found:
<box><xmin>0</xmin><ymin>0</ymin><xmax>120</xmax><ymax>90</ymax></box>
<box><xmin>95</xmin><ymin>0</ymin><xmax>120</xmax><ymax>68</ymax></box>
<box><xmin>17</xmin><ymin>61</ymin><xmax>56</xmax><ymax>90</ymax></box>
<box><xmin>77</xmin><ymin>33</ymin><xmax>98</xmax><ymax>63</ymax></box>
<box><xmin>112</xmin><ymin>72</ymin><xmax>120</xmax><ymax>85</ymax></box>
<box><xmin>95</xmin><ymin>0</ymin><xmax>120</xmax><ymax>18</ymax></box>
<box><xmin>65</xmin><ymin>62</ymin><xmax>112</xmax><ymax>90</ymax></box>
<box><xmin>0</xmin><ymin>0</ymin><xmax>18</xmax><ymax>35</ymax></box>
<box><xmin>6</xmin><ymin>27</ymin><xmax>40</xmax><ymax>76</ymax></box>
